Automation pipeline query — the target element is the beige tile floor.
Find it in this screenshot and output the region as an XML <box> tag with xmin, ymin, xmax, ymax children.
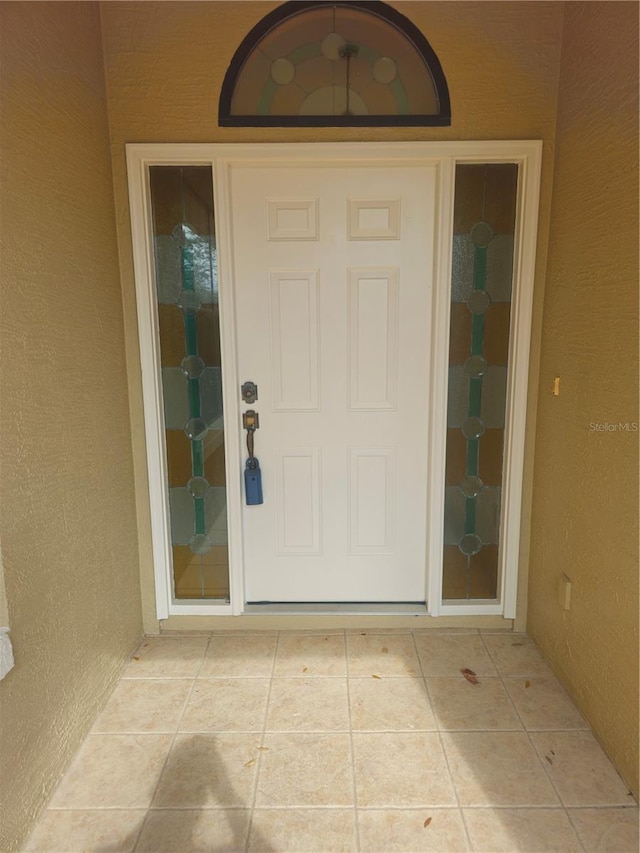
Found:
<box><xmin>24</xmin><ymin>630</ymin><xmax>638</xmax><ymax>853</ymax></box>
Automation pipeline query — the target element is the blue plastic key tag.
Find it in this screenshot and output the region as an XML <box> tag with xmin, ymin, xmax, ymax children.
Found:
<box><xmin>245</xmin><ymin>458</ymin><xmax>263</xmax><ymax>505</ymax></box>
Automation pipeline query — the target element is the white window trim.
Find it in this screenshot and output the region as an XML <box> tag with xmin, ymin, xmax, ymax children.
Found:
<box><xmin>126</xmin><ymin>141</ymin><xmax>542</xmax><ymax>621</ymax></box>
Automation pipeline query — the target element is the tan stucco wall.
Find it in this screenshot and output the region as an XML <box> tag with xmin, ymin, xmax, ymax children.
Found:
<box><xmin>100</xmin><ymin>0</ymin><xmax>564</xmax><ymax>633</ymax></box>
<box><xmin>0</xmin><ymin>541</ymin><xmax>9</xmax><ymax>627</ymax></box>
<box><xmin>528</xmin><ymin>2</ymin><xmax>639</xmax><ymax>797</ymax></box>
<box><xmin>0</xmin><ymin>4</ymin><xmax>143</xmax><ymax>850</ymax></box>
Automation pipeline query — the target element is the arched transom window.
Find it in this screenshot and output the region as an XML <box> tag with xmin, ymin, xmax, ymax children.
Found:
<box><xmin>219</xmin><ymin>0</ymin><xmax>451</xmax><ymax>127</ymax></box>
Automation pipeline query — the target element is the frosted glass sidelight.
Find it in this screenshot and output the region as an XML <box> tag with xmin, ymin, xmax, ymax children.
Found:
<box><xmin>149</xmin><ymin>166</ymin><xmax>229</xmax><ymax>601</ymax></box>
<box><xmin>442</xmin><ymin>164</ymin><xmax>518</xmax><ymax>601</ymax></box>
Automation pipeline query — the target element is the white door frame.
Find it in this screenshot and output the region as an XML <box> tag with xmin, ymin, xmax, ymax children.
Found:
<box><xmin>126</xmin><ymin>141</ymin><xmax>542</xmax><ymax>620</ymax></box>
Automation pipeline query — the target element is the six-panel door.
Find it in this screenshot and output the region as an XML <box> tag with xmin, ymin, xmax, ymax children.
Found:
<box><xmin>231</xmin><ymin>164</ymin><xmax>437</xmax><ymax>602</ymax></box>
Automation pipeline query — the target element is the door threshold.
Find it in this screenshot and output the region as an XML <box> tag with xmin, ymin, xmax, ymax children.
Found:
<box><xmin>243</xmin><ymin>602</ymin><xmax>429</xmax><ymax>616</ymax></box>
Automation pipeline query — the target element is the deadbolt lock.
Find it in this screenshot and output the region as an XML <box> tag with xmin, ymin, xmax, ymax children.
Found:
<box><xmin>241</xmin><ymin>381</ymin><xmax>258</xmax><ymax>404</ymax></box>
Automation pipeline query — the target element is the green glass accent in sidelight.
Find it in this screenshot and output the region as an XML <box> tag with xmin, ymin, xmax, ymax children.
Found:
<box><xmin>194</xmin><ymin>496</ymin><xmax>206</xmax><ymax>536</ymax></box>
<box><xmin>188</xmin><ymin>377</ymin><xmax>201</xmax><ymax>419</ymax></box>
<box><xmin>181</xmin><ymin>246</ymin><xmax>195</xmax><ymax>291</ymax></box>
<box><xmin>461</xmin><ymin>239</ymin><xmax>489</xmax><ymax>544</ymax></box>
<box><xmin>466</xmin><ymin>438</ymin><xmax>479</xmax><ymax>477</ymax></box>
<box><xmin>468</xmin><ymin>377</ymin><xmax>483</xmax><ymax>419</ymax></box>
<box><xmin>473</xmin><ymin>246</ymin><xmax>488</xmax><ymax>291</ymax></box>
<box><xmin>184</xmin><ymin>313</ymin><xmax>198</xmax><ymax>356</ymax></box>
<box><xmin>471</xmin><ymin>314</ymin><xmax>485</xmax><ymax>356</ymax></box>
<box><xmin>191</xmin><ymin>439</ymin><xmax>204</xmax><ymax>478</ymax></box>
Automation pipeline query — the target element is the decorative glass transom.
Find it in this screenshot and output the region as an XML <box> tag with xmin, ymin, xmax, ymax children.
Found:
<box><xmin>219</xmin><ymin>0</ymin><xmax>451</xmax><ymax>127</ymax></box>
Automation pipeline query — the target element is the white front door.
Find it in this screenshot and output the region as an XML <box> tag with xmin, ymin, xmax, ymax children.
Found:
<box><xmin>231</xmin><ymin>162</ymin><xmax>437</xmax><ymax>603</ymax></box>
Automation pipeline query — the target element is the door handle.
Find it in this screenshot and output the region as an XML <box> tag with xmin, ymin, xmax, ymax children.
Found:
<box><xmin>242</xmin><ymin>410</ymin><xmax>263</xmax><ymax>505</ymax></box>
<box><xmin>243</xmin><ymin>410</ymin><xmax>259</xmax><ymax>464</ymax></box>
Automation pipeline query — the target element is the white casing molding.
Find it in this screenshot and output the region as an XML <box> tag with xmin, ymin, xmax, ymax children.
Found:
<box><xmin>126</xmin><ymin>141</ymin><xmax>542</xmax><ymax>621</ymax></box>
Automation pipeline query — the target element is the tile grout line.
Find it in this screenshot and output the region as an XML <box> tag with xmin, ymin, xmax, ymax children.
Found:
<box><xmin>343</xmin><ymin>630</ymin><xmax>361</xmax><ymax>853</ymax></box>
<box><xmin>564</xmin><ymin>804</ymin><xmax>633</xmax><ymax>853</ymax></box>
<box><xmin>558</xmin><ymin>808</ymin><xmax>589</xmax><ymax>853</ymax></box>
<box><xmin>563</xmin><ymin>803</ymin><xmax>640</xmax><ymax>811</ymax></box>
<box><xmin>410</xmin><ymin>630</ymin><xmax>473</xmax><ymax>852</ymax></box>
<box><xmin>477</xmin><ymin>631</ymin><xmax>588</xmax><ymax>852</ymax></box>
<box><xmin>131</xmin><ymin>636</ymin><xmax>211</xmax><ymax>852</ymax></box>
<box><xmin>45</xmin><ymin>802</ymin><xmax>615</xmax><ymax>812</ymax></box>
<box><xmin>243</xmin><ymin>630</ymin><xmax>281</xmax><ymax>852</ymax></box>
<box><xmin>26</xmin><ymin>632</ymin><xmax>637</xmax><ymax>852</ymax></box>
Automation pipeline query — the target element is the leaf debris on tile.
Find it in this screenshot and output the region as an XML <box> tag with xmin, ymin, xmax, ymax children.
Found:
<box><xmin>460</xmin><ymin>668</ymin><xmax>479</xmax><ymax>685</ymax></box>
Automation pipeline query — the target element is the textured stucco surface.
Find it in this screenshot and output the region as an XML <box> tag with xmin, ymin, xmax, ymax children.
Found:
<box><xmin>0</xmin><ymin>4</ymin><xmax>143</xmax><ymax>850</ymax></box>
<box><xmin>528</xmin><ymin>3</ymin><xmax>639</xmax><ymax>797</ymax></box>
<box><xmin>100</xmin><ymin>0</ymin><xmax>564</xmax><ymax>633</ymax></box>
<box><xmin>0</xmin><ymin>6</ymin><xmax>635</xmax><ymax>850</ymax></box>
<box><xmin>0</xmin><ymin>541</ymin><xmax>9</xmax><ymax>627</ymax></box>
